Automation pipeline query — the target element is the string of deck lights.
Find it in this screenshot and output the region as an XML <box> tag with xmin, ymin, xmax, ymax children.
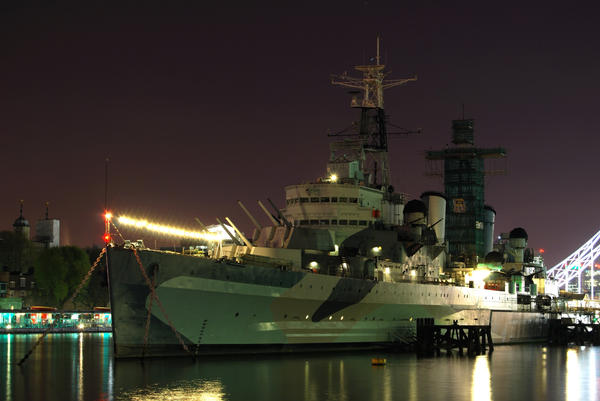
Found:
<box><xmin>113</xmin><ymin>214</ymin><xmax>227</xmax><ymax>242</ymax></box>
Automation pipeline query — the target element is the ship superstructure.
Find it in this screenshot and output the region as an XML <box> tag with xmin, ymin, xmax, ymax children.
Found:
<box><xmin>238</xmin><ymin>39</ymin><xmax>451</xmax><ymax>282</ymax></box>
<box><xmin>281</xmin><ymin>36</ymin><xmax>417</xmax><ymax>249</ymax></box>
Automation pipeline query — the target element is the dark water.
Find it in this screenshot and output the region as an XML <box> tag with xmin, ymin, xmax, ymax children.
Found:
<box><xmin>1</xmin><ymin>333</ymin><xmax>599</xmax><ymax>401</ymax></box>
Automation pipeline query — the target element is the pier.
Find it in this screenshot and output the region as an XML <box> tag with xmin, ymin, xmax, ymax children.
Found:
<box><xmin>548</xmin><ymin>319</ymin><xmax>600</xmax><ymax>346</ymax></box>
<box><xmin>0</xmin><ymin>309</ymin><xmax>112</xmax><ymax>334</ymax></box>
<box><xmin>416</xmin><ymin>318</ymin><xmax>494</xmax><ymax>357</ymax></box>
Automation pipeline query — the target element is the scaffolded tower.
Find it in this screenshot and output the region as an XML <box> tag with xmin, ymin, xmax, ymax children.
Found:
<box><xmin>426</xmin><ymin>120</ymin><xmax>505</xmax><ymax>267</ymax></box>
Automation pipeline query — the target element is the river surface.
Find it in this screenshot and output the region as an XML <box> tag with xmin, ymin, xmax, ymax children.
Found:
<box><xmin>1</xmin><ymin>333</ymin><xmax>598</xmax><ymax>401</ymax></box>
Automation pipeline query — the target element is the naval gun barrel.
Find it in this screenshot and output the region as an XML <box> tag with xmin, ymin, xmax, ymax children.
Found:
<box><xmin>194</xmin><ymin>217</ymin><xmax>209</xmax><ymax>232</ymax></box>
<box><xmin>257</xmin><ymin>200</ymin><xmax>281</xmax><ymax>226</ymax></box>
<box><xmin>237</xmin><ymin>200</ymin><xmax>262</xmax><ymax>231</ymax></box>
<box><xmin>267</xmin><ymin>198</ymin><xmax>291</xmax><ymax>227</ymax></box>
<box><xmin>225</xmin><ymin>217</ymin><xmax>253</xmax><ymax>249</ymax></box>
<box><xmin>216</xmin><ymin>217</ymin><xmax>244</xmax><ymax>246</ymax></box>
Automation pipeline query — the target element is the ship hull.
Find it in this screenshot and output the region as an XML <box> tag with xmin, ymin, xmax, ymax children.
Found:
<box><xmin>107</xmin><ymin>248</ymin><xmax>550</xmax><ymax>358</ymax></box>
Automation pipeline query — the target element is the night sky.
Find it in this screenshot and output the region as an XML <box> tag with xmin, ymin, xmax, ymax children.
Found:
<box><xmin>2</xmin><ymin>1</ymin><xmax>599</xmax><ymax>266</ymax></box>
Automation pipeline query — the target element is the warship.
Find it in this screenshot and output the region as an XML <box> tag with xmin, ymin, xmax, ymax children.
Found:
<box><xmin>107</xmin><ymin>39</ymin><xmax>556</xmax><ymax>358</ymax></box>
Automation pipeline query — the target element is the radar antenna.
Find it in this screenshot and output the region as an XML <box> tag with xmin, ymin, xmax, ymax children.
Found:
<box><xmin>330</xmin><ymin>35</ymin><xmax>417</xmax><ymax>110</ymax></box>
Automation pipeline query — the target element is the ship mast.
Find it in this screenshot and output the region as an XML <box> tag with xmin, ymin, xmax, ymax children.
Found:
<box><xmin>330</xmin><ymin>36</ymin><xmax>417</xmax><ymax>188</ymax></box>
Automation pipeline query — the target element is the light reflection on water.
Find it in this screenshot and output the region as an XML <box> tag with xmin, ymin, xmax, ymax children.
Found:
<box><xmin>471</xmin><ymin>355</ymin><xmax>491</xmax><ymax>401</ymax></box>
<box><xmin>567</xmin><ymin>349</ymin><xmax>580</xmax><ymax>401</ymax></box>
<box><xmin>1</xmin><ymin>334</ymin><xmax>600</xmax><ymax>401</ymax></box>
<box><xmin>120</xmin><ymin>379</ymin><xmax>226</xmax><ymax>401</ymax></box>
<box><xmin>5</xmin><ymin>334</ymin><xmax>11</xmax><ymax>401</ymax></box>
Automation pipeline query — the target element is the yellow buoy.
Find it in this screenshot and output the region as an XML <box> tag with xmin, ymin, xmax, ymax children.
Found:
<box><xmin>371</xmin><ymin>357</ymin><xmax>386</xmax><ymax>366</ymax></box>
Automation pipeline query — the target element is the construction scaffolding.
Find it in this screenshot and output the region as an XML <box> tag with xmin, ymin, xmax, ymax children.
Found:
<box><xmin>426</xmin><ymin>119</ymin><xmax>506</xmax><ymax>266</ymax></box>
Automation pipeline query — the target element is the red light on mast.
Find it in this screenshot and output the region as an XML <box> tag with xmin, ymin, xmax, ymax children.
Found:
<box><xmin>103</xmin><ymin>210</ymin><xmax>112</xmax><ymax>244</ymax></box>
<box><xmin>538</xmin><ymin>248</ymin><xmax>545</xmax><ymax>254</ymax></box>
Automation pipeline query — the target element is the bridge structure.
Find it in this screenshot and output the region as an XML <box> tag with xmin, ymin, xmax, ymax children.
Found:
<box><xmin>546</xmin><ymin>229</ymin><xmax>600</xmax><ymax>298</ymax></box>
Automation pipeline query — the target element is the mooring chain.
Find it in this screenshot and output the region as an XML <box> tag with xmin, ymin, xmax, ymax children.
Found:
<box><xmin>65</xmin><ymin>248</ymin><xmax>107</xmax><ymax>308</ymax></box>
<box><xmin>17</xmin><ymin>248</ymin><xmax>107</xmax><ymax>366</ymax></box>
<box><xmin>110</xmin><ymin>221</ymin><xmax>126</xmax><ymax>243</ymax></box>
<box><xmin>142</xmin><ymin>269</ymin><xmax>157</xmax><ymax>358</ymax></box>
<box><xmin>132</xmin><ymin>249</ymin><xmax>191</xmax><ymax>355</ymax></box>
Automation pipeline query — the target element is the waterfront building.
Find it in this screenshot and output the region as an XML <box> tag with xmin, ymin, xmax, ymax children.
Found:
<box><xmin>12</xmin><ymin>200</ymin><xmax>30</xmax><ymax>240</ymax></box>
<box><xmin>0</xmin><ymin>271</ymin><xmax>35</xmax><ymax>298</ymax></box>
<box><xmin>35</xmin><ymin>202</ymin><xmax>60</xmax><ymax>248</ymax></box>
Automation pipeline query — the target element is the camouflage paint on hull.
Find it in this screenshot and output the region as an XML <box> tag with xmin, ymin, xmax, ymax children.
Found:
<box><xmin>107</xmin><ymin>248</ymin><xmax>549</xmax><ymax>358</ymax></box>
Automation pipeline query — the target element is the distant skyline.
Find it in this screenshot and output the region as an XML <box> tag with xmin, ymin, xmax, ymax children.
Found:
<box><xmin>2</xmin><ymin>1</ymin><xmax>600</xmax><ymax>266</ymax></box>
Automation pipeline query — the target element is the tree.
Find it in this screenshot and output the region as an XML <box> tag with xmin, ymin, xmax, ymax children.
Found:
<box><xmin>34</xmin><ymin>246</ymin><xmax>90</xmax><ymax>306</ymax></box>
<box><xmin>0</xmin><ymin>231</ymin><xmax>36</xmax><ymax>273</ymax></box>
<box><xmin>81</xmin><ymin>246</ymin><xmax>109</xmax><ymax>308</ymax></box>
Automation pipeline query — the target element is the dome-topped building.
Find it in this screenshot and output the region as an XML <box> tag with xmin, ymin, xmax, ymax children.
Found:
<box><xmin>13</xmin><ymin>200</ymin><xmax>30</xmax><ymax>239</ymax></box>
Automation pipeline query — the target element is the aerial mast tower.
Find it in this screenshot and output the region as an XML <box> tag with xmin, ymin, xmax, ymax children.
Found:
<box><xmin>330</xmin><ymin>36</ymin><xmax>417</xmax><ymax>188</ymax></box>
